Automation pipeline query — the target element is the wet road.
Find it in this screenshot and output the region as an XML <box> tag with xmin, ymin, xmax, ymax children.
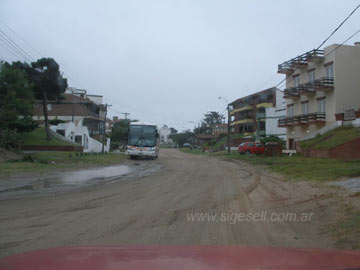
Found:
<box><xmin>0</xmin><ymin>149</ymin><xmax>347</xmax><ymax>257</ymax></box>
<box><xmin>0</xmin><ymin>162</ymin><xmax>162</xmax><ymax>198</ymax></box>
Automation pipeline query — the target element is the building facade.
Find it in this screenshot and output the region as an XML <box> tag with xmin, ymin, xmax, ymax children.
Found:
<box><xmin>105</xmin><ymin>116</ymin><xmax>123</xmax><ymax>134</ymax></box>
<box><xmin>277</xmin><ymin>43</ymin><xmax>360</xmax><ymax>149</ymax></box>
<box><xmin>159</xmin><ymin>125</ymin><xmax>173</xmax><ymax>144</ymax></box>
<box><xmin>230</xmin><ymin>87</ymin><xmax>286</xmax><ymax>139</ymax></box>
<box><xmin>213</xmin><ymin>123</ymin><xmax>228</xmax><ymax>137</ymax></box>
<box><xmin>33</xmin><ymin>87</ymin><xmax>110</xmax><ymax>152</ymax></box>
<box><xmin>33</xmin><ymin>87</ymin><xmax>106</xmax><ymax>136</ymax></box>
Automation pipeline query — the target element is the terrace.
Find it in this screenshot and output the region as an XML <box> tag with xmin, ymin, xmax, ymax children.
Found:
<box><xmin>278</xmin><ymin>49</ymin><xmax>324</xmax><ymax>74</ymax></box>
<box><xmin>278</xmin><ymin>112</ymin><xmax>326</xmax><ymax>127</ymax></box>
<box><xmin>283</xmin><ymin>77</ymin><xmax>334</xmax><ymax>99</ymax></box>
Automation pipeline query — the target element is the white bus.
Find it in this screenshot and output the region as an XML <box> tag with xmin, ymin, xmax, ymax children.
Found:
<box><xmin>125</xmin><ymin>122</ymin><xmax>160</xmax><ymax>159</ymax></box>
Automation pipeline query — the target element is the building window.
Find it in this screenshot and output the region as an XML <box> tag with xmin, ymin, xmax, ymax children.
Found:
<box><xmin>308</xmin><ymin>70</ymin><xmax>315</xmax><ymax>82</ymax></box>
<box><xmin>47</xmin><ymin>104</ymin><xmax>52</xmax><ymax>111</ymax></box>
<box><xmin>301</xmin><ymin>101</ymin><xmax>309</xmax><ymax>114</ymax></box>
<box><xmin>325</xmin><ymin>64</ymin><xmax>334</xmax><ymax>78</ymax></box>
<box><xmin>244</xmin><ymin>124</ymin><xmax>253</xmax><ymax>132</ymax></box>
<box><xmin>293</xmin><ymin>75</ymin><xmax>300</xmax><ymax>87</ymax></box>
<box><xmin>287</xmin><ymin>104</ymin><xmax>294</xmax><ymax>117</ymax></box>
<box><xmin>317</xmin><ymin>98</ymin><xmax>326</xmax><ymax>113</ymax></box>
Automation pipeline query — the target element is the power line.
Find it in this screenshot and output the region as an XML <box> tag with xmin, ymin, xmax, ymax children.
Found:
<box><xmin>0</xmin><ymin>35</ymin><xmax>29</xmax><ymax>61</ymax></box>
<box><xmin>315</xmin><ymin>4</ymin><xmax>360</xmax><ymax>50</ymax></box>
<box><xmin>273</xmin><ymin>3</ymin><xmax>360</xmax><ymax>90</ymax></box>
<box><xmin>0</xmin><ymin>41</ymin><xmax>21</xmax><ymax>59</ymax></box>
<box><xmin>0</xmin><ymin>19</ymin><xmax>43</xmax><ymax>58</ymax></box>
<box><xmin>276</xmin><ymin>27</ymin><xmax>360</xmax><ymax>90</ymax></box>
<box><xmin>0</xmin><ymin>28</ymin><xmax>34</xmax><ymax>61</ymax></box>
<box><xmin>0</xmin><ymin>19</ymin><xmax>92</xmax><ymax>93</ymax></box>
<box><xmin>325</xmin><ymin>28</ymin><xmax>360</xmax><ymax>56</ymax></box>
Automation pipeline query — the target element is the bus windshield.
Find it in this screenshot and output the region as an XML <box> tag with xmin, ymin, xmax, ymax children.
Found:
<box><xmin>128</xmin><ymin>125</ymin><xmax>157</xmax><ymax>147</ymax></box>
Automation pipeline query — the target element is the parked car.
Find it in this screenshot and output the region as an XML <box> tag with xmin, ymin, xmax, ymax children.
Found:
<box><xmin>183</xmin><ymin>143</ymin><xmax>192</xmax><ymax>148</ymax></box>
<box><xmin>238</xmin><ymin>142</ymin><xmax>264</xmax><ymax>155</ymax></box>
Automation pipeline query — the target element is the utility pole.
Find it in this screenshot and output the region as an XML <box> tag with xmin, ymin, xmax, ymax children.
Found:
<box><xmin>218</xmin><ymin>96</ymin><xmax>231</xmax><ymax>153</ymax></box>
<box><xmin>227</xmin><ymin>103</ymin><xmax>231</xmax><ymax>153</ymax></box>
<box><xmin>102</xmin><ymin>103</ymin><xmax>112</xmax><ymax>154</ymax></box>
<box><xmin>122</xmin><ymin>112</ymin><xmax>130</xmax><ymax>120</ymax></box>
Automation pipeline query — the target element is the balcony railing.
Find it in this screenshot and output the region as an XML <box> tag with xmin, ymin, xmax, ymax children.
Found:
<box><xmin>278</xmin><ymin>49</ymin><xmax>324</xmax><ymax>74</ymax></box>
<box><xmin>304</xmin><ymin>49</ymin><xmax>324</xmax><ymax>61</ymax></box>
<box><xmin>284</xmin><ymin>88</ymin><xmax>300</xmax><ymax>99</ymax></box>
<box><xmin>278</xmin><ymin>112</ymin><xmax>326</xmax><ymax>127</ymax></box>
<box><xmin>310</xmin><ymin>77</ymin><xmax>334</xmax><ymax>91</ymax></box>
<box><xmin>283</xmin><ymin>77</ymin><xmax>334</xmax><ymax>99</ymax></box>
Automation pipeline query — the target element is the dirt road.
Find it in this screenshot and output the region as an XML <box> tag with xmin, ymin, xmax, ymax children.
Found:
<box><xmin>0</xmin><ymin>149</ymin><xmax>348</xmax><ymax>257</ymax></box>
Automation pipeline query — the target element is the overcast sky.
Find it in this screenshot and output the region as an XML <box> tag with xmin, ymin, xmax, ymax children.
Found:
<box><xmin>1</xmin><ymin>0</ymin><xmax>359</xmax><ymax>131</ymax></box>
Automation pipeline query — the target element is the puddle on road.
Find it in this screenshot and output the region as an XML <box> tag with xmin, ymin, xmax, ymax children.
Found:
<box><xmin>329</xmin><ymin>178</ymin><xmax>360</xmax><ymax>192</ymax></box>
<box><xmin>61</xmin><ymin>165</ymin><xmax>133</xmax><ymax>185</ymax></box>
<box><xmin>0</xmin><ymin>163</ymin><xmax>162</xmax><ymax>198</ymax></box>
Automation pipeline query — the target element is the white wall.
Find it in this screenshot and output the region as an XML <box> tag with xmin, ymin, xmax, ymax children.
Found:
<box><xmin>87</xmin><ymin>95</ymin><xmax>103</xmax><ymax>105</ymax></box>
<box><xmin>159</xmin><ymin>126</ymin><xmax>172</xmax><ymax>144</ymax></box>
<box><xmin>265</xmin><ymin>107</ymin><xmax>286</xmax><ymax>140</ymax></box>
<box><xmin>265</xmin><ymin>90</ymin><xmax>286</xmax><ymax>140</ymax></box>
<box><xmin>50</xmin><ymin>119</ymin><xmax>110</xmax><ymax>153</ymax></box>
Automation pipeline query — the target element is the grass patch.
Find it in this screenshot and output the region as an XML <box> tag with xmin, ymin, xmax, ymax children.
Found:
<box><xmin>181</xmin><ymin>149</ymin><xmax>360</xmax><ymax>181</ymax></box>
<box><xmin>0</xmin><ymin>152</ymin><xmax>127</xmax><ymax>175</ymax></box>
<box><xmin>228</xmin><ymin>154</ymin><xmax>360</xmax><ymax>181</ymax></box>
<box><xmin>22</xmin><ymin>128</ymin><xmax>75</xmax><ymax>146</ymax></box>
<box><xmin>300</xmin><ymin>126</ymin><xmax>360</xmax><ymax>150</ymax></box>
<box><xmin>202</xmin><ymin>134</ymin><xmax>245</xmax><ymax>150</ymax></box>
<box><xmin>331</xmin><ymin>210</ymin><xmax>360</xmax><ymax>250</ymax></box>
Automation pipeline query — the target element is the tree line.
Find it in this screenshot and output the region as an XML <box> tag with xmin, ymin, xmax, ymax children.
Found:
<box><xmin>0</xmin><ymin>58</ymin><xmax>68</xmax><ymax>149</ymax></box>
<box><xmin>170</xmin><ymin>111</ymin><xmax>224</xmax><ymax>146</ymax></box>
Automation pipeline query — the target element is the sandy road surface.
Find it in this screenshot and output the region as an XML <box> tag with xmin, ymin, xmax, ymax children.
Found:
<box><xmin>0</xmin><ymin>149</ymin><xmax>345</xmax><ymax>257</ymax></box>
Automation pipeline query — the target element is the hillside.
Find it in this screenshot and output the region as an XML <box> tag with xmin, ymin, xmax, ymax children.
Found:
<box><xmin>22</xmin><ymin>128</ymin><xmax>76</xmax><ymax>146</ymax></box>
<box><xmin>299</xmin><ymin>126</ymin><xmax>360</xmax><ymax>150</ymax></box>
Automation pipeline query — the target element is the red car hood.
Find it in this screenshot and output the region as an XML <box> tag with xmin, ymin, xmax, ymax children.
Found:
<box><xmin>1</xmin><ymin>245</ymin><xmax>360</xmax><ymax>270</ymax></box>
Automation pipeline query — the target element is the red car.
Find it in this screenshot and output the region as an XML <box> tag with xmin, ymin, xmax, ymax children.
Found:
<box><xmin>238</xmin><ymin>142</ymin><xmax>265</xmax><ymax>155</ymax></box>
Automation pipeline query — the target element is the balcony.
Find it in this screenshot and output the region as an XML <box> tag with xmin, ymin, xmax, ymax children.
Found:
<box><xmin>278</xmin><ymin>112</ymin><xmax>326</xmax><ymax>127</ymax></box>
<box><xmin>278</xmin><ymin>49</ymin><xmax>324</xmax><ymax>74</ymax></box>
<box><xmin>231</xmin><ymin>118</ymin><xmax>254</xmax><ymax>126</ymax></box>
<box><xmin>283</xmin><ymin>88</ymin><xmax>300</xmax><ymax>99</ymax></box>
<box><xmin>256</xmin><ymin>112</ymin><xmax>266</xmax><ymax>120</ymax></box>
<box><xmin>278</xmin><ymin>56</ymin><xmax>307</xmax><ymax>74</ymax></box>
<box><xmin>304</xmin><ymin>49</ymin><xmax>324</xmax><ymax>62</ymax></box>
<box><xmin>283</xmin><ymin>77</ymin><xmax>334</xmax><ymax>99</ymax></box>
<box><xmin>311</xmin><ymin>77</ymin><xmax>334</xmax><ymax>91</ymax></box>
<box><xmin>230</xmin><ymin>105</ymin><xmax>253</xmax><ymax>115</ymax></box>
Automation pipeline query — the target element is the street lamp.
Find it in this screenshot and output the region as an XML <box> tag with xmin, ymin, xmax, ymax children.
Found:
<box><xmin>218</xmin><ymin>96</ymin><xmax>231</xmax><ymax>153</ymax></box>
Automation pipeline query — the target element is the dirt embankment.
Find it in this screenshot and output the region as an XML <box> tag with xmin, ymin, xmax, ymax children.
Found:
<box><xmin>0</xmin><ymin>148</ymin><xmax>22</xmax><ymax>163</ymax></box>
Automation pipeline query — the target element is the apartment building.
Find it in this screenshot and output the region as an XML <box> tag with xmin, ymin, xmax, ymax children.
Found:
<box><xmin>277</xmin><ymin>42</ymin><xmax>360</xmax><ymax>149</ymax></box>
<box><xmin>230</xmin><ymin>87</ymin><xmax>286</xmax><ymax>139</ymax></box>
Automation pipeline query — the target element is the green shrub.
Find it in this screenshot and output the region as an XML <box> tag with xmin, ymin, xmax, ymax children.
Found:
<box><xmin>49</xmin><ymin>119</ymin><xmax>66</xmax><ymax>125</ymax></box>
<box><xmin>0</xmin><ymin>129</ymin><xmax>23</xmax><ymax>149</ymax></box>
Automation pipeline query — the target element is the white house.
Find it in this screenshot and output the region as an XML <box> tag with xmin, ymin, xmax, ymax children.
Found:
<box><xmin>50</xmin><ymin>119</ymin><xmax>110</xmax><ymax>153</ymax></box>
<box><xmin>159</xmin><ymin>125</ymin><xmax>173</xmax><ymax>144</ymax></box>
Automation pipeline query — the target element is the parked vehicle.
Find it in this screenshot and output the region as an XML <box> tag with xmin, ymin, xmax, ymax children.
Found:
<box><xmin>238</xmin><ymin>142</ymin><xmax>264</xmax><ymax>155</ymax></box>
<box><xmin>183</xmin><ymin>143</ymin><xmax>192</xmax><ymax>148</ymax></box>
